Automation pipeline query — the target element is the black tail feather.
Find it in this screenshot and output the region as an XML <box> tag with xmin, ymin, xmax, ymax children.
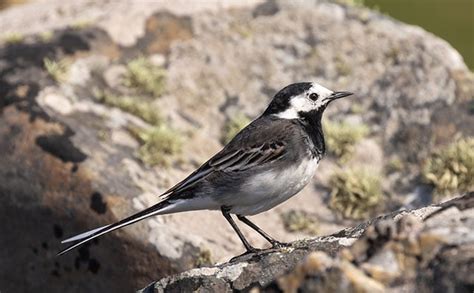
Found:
<box><xmin>58</xmin><ymin>200</ymin><xmax>171</xmax><ymax>256</ymax></box>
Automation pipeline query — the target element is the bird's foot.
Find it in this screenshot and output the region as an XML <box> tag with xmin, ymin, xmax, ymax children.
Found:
<box><xmin>229</xmin><ymin>248</ymin><xmax>263</xmax><ymax>263</ymax></box>
<box><xmin>270</xmin><ymin>240</ymin><xmax>291</xmax><ymax>249</ymax></box>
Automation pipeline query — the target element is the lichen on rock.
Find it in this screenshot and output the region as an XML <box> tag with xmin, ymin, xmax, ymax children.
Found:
<box><xmin>329</xmin><ymin>167</ymin><xmax>383</xmax><ymax>219</ymax></box>
<box><xmin>422</xmin><ymin>137</ymin><xmax>474</xmax><ymax>200</ymax></box>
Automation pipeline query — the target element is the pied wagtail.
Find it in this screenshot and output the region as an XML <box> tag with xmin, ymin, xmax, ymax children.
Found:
<box><xmin>58</xmin><ymin>82</ymin><xmax>352</xmax><ymax>256</ymax></box>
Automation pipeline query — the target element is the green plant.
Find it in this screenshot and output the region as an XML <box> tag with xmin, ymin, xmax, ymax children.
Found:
<box><xmin>324</xmin><ymin>120</ymin><xmax>369</xmax><ymax>162</ymax></box>
<box><xmin>280</xmin><ymin>210</ymin><xmax>319</xmax><ymax>235</ymax></box>
<box><xmin>43</xmin><ymin>57</ymin><xmax>70</xmax><ymax>82</ymax></box>
<box><xmin>3</xmin><ymin>32</ymin><xmax>24</xmax><ymax>44</ymax></box>
<box><xmin>422</xmin><ymin>137</ymin><xmax>474</xmax><ymax>199</ymax></box>
<box><xmin>195</xmin><ymin>247</ymin><xmax>212</xmax><ymax>267</ymax></box>
<box><xmin>349</xmin><ymin>103</ymin><xmax>364</xmax><ymax>114</ymax></box>
<box><xmin>71</xmin><ymin>20</ymin><xmax>92</xmax><ymax>30</ymax></box>
<box><xmin>333</xmin><ymin>0</ymin><xmax>365</xmax><ymax>7</ymax></box>
<box><xmin>124</xmin><ymin>56</ymin><xmax>166</xmax><ymax>97</ymax></box>
<box><xmin>329</xmin><ymin>168</ymin><xmax>382</xmax><ymax>220</ymax></box>
<box><xmin>386</xmin><ymin>157</ymin><xmax>403</xmax><ymax>174</ymax></box>
<box><xmin>97</xmin><ymin>92</ymin><xmax>161</xmax><ymax>125</ymax></box>
<box><xmin>222</xmin><ymin>114</ymin><xmax>250</xmax><ymax>144</ymax></box>
<box><xmin>39</xmin><ymin>31</ymin><xmax>54</xmax><ymax>43</ymax></box>
<box><xmin>130</xmin><ymin>125</ymin><xmax>182</xmax><ymax>167</ymax></box>
<box><xmin>334</xmin><ymin>56</ymin><xmax>352</xmax><ymax>76</ymax></box>
<box><xmin>231</xmin><ymin>23</ymin><xmax>253</xmax><ymax>38</ymax></box>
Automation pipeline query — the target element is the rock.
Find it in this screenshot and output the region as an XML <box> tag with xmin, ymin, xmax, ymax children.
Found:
<box><xmin>140</xmin><ymin>192</ymin><xmax>474</xmax><ymax>292</ymax></box>
<box><xmin>0</xmin><ymin>0</ymin><xmax>473</xmax><ymax>291</ymax></box>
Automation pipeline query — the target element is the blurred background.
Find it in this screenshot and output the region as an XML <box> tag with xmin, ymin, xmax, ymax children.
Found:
<box><xmin>2</xmin><ymin>0</ymin><xmax>473</xmax><ymax>69</ymax></box>
<box><xmin>365</xmin><ymin>0</ymin><xmax>474</xmax><ymax>70</ymax></box>
<box><xmin>0</xmin><ymin>0</ymin><xmax>472</xmax><ymax>292</ymax></box>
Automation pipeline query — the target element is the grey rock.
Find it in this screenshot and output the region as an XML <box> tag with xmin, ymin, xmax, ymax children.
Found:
<box><xmin>141</xmin><ymin>193</ymin><xmax>474</xmax><ymax>292</ymax></box>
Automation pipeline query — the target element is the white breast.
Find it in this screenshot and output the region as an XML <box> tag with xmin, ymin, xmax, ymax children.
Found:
<box><xmin>229</xmin><ymin>157</ymin><xmax>319</xmax><ymax>215</ymax></box>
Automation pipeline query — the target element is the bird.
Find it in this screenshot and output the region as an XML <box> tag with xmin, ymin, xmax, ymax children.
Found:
<box><xmin>58</xmin><ymin>82</ymin><xmax>352</xmax><ymax>256</ymax></box>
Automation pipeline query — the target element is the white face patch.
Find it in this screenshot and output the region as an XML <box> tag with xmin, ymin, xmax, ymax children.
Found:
<box><xmin>275</xmin><ymin>83</ymin><xmax>334</xmax><ymax>119</ymax></box>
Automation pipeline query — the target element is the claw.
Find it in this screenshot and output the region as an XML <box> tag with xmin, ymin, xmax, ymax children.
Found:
<box><xmin>229</xmin><ymin>248</ymin><xmax>262</xmax><ymax>262</ymax></box>
<box><xmin>271</xmin><ymin>241</ymin><xmax>290</xmax><ymax>249</ymax></box>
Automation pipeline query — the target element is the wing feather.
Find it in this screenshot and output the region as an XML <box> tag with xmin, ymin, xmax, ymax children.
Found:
<box><xmin>160</xmin><ymin>117</ymin><xmax>294</xmax><ymax>199</ymax></box>
<box><xmin>161</xmin><ymin>142</ymin><xmax>286</xmax><ymax>198</ymax></box>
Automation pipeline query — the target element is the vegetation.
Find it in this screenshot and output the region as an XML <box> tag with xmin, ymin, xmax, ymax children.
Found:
<box><xmin>334</xmin><ymin>56</ymin><xmax>352</xmax><ymax>76</ymax></box>
<box><xmin>329</xmin><ymin>168</ymin><xmax>382</xmax><ymax>220</ymax></box>
<box><xmin>43</xmin><ymin>57</ymin><xmax>70</xmax><ymax>82</ymax></box>
<box><xmin>3</xmin><ymin>32</ymin><xmax>24</xmax><ymax>44</ymax></box>
<box><xmin>281</xmin><ymin>210</ymin><xmax>319</xmax><ymax>235</ymax></box>
<box><xmin>333</xmin><ymin>0</ymin><xmax>365</xmax><ymax>7</ymax></box>
<box><xmin>422</xmin><ymin>137</ymin><xmax>474</xmax><ymax>199</ymax></box>
<box><xmin>95</xmin><ymin>55</ymin><xmax>173</xmax><ymax>167</ymax></box>
<box><xmin>349</xmin><ymin>103</ymin><xmax>364</xmax><ymax>114</ymax></box>
<box><xmin>129</xmin><ymin>125</ymin><xmax>182</xmax><ymax>167</ymax></box>
<box><xmin>386</xmin><ymin>157</ymin><xmax>403</xmax><ymax>174</ymax></box>
<box><xmin>97</xmin><ymin>91</ymin><xmax>162</xmax><ymax>125</ymax></box>
<box><xmin>324</xmin><ymin>120</ymin><xmax>369</xmax><ymax>162</ymax></box>
<box><xmin>70</xmin><ymin>20</ymin><xmax>92</xmax><ymax>30</ymax></box>
<box><xmin>39</xmin><ymin>31</ymin><xmax>54</xmax><ymax>43</ymax></box>
<box><xmin>124</xmin><ymin>56</ymin><xmax>166</xmax><ymax>97</ymax></box>
<box><xmin>195</xmin><ymin>248</ymin><xmax>212</xmax><ymax>267</ymax></box>
<box><xmin>222</xmin><ymin>114</ymin><xmax>250</xmax><ymax>144</ymax></box>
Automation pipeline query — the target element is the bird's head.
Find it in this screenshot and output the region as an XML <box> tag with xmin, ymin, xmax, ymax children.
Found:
<box><xmin>264</xmin><ymin>82</ymin><xmax>353</xmax><ymax>119</ymax></box>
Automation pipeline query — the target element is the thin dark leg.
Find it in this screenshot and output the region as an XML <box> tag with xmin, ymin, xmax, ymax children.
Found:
<box><xmin>221</xmin><ymin>207</ymin><xmax>257</xmax><ymax>253</ymax></box>
<box><xmin>237</xmin><ymin>215</ymin><xmax>288</xmax><ymax>248</ymax></box>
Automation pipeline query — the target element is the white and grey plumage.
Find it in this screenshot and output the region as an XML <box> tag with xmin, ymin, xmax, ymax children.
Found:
<box><xmin>58</xmin><ymin>82</ymin><xmax>352</xmax><ymax>256</ymax></box>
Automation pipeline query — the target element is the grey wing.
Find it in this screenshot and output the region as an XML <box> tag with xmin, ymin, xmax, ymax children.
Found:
<box><xmin>160</xmin><ymin>117</ymin><xmax>291</xmax><ymax>199</ymax></box>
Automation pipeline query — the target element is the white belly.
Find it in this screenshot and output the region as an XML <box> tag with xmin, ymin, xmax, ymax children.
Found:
<box><xmin>228</xmin><ymin>157</ymin><xmax>319</xmax><ymax>215</ymax></box>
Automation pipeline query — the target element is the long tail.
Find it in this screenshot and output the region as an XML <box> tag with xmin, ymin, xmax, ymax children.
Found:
<box><xmin>58</xmin><ymin>199</ymin><xmax>176</xmax><ymax>256</ymax></box>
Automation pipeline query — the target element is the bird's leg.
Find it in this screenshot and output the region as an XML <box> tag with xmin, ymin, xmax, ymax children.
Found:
<box><xmin>221</xmin><ymin>207</ymin><xmax>258</xmax><ymax>253</ymax></box>
<box><xmin>237</xmin><ymin>215</ymin><xmax>289</xmax><ymax>249</ymax></box>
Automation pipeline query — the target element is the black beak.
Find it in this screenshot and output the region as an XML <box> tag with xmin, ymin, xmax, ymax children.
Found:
<box><xmin>326</xmin><ymin>91</ymin><xmax>353</xmax><ymax>101</ymax></box>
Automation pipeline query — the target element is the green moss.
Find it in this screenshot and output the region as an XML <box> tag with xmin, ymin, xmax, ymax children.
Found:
<box><xmin>195</xmin><ymin>247</ymin><xmax>212</xmax><ymax>267</ymax></box>
<box><xmin>386</xmin><ymin>47</ymin><xmax>401</xmax><ymax>62</ymax></box>
<box><xmin>124</xmin><ymin>56</ymin><xmax>166</xmax><ymax>97</ymax></box>
<box><xmin>39</xmin><ymin>31</ymin><xmax>54</xmax><ymax>43</ymax></box>
<box><xmin>130</xmin><ymin>125</ymin><xmax>182</xmax><ymax>167</ymax></box>
<box><xmin>232</xmin><ymin>24</ymin><xmax>253</xmax><ymax>39</ymax></box>
<box><xmin>281</xmin><ymin>210</ymin><xmax>319</xmax><ymax>235</ymax></box>
<box><xmin>422</xmin><ymin>137</ymin><xmax>474</xmax><ymax>199</ymax></box>
<box><xmin>333</xmin><ymin>0</ymin><xmax>365</xmax><ymax>7</ymax></box>
<box><xmin>334</xmin><ymin>56</ymin><xmax>352</xmax><ymax>76</ymax></box>
<box><xmin>97</xmin><ymin>129</ymin><xmax>109</xmax><ymax>141</ymax></box>
<box><xmin>324</xmin><ymin>120</ymin><xmax>369</xmax><ymax>162</ymax></box>
<box><xmin>222</xmin><ymin>114</ymin><xmax>251</xmax><ymax>144</ymax></box>
<box><xmin>329</xmin><ymin>168</ymin><xmax>383</xmax><ymax>220</ymax></box>
<box><xmin>97</xmin><ymin>91</ymin><xmax>162</xmax><ymax>125</ymax></box>
<box><xmin>386</xmin><ymin>157</ymin><xmax>404</xmax><ymax>174</ymax></box>
<box><xmin>70</xmin><ymin>20</ymin><xmax>92</xmax><ymax>30</ymax></box>
<box><xmin>43</xmin><ymin>57</ymin><xmax>70</xmax><ymax>82</ymax></box>
<box><xmin>3</xmin><ymin>32</ymin><xmax>24</xmax><ymax>44</ymax></box>
<box><xmin>349</xmin><ymin>103</ymin><xmax>365</xmax><ymax>114</ymax></box>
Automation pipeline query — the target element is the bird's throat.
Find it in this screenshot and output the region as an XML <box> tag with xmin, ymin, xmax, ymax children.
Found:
<box><xmin>298</xmin><ymin>110</ymin><xmax>325</xmax><ymax>159</ymax></box>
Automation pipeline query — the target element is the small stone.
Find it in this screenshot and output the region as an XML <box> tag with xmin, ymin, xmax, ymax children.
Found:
<box><xmin>38</xmin><ymin>88</ymin><xmax>73</xmax><ymax>115</ymax></box>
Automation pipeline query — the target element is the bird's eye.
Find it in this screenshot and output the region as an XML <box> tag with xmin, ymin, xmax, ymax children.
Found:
<box><xmin>309</xmin><ymin>93</ymin><xmax>319</xmax><ymax>101</ymax></box>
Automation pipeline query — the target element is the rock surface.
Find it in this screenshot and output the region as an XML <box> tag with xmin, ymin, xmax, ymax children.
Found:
<box><xmin>140</xmin><ymin>192</ymin><xmax>474</xmax><ymax>292</ymax></box>
<box><xmin>0</xmin><ymin>0</ymin><xmax>473</xmax><ymax>292</ymax></box>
